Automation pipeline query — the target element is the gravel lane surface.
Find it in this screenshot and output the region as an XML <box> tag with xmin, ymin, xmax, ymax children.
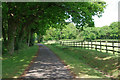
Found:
<box><xmin>22</xmin><ymin>44</ymin><xmax>74</xmax><ymax>79</ymax></box>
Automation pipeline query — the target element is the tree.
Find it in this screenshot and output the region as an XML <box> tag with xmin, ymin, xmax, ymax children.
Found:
<box><xmin>109</xmin><ymin>22</ymin><xmax>119</xmax><ymax>39</ymax></box>
<box><xmin>2</xmin><ymin>2</ymin><xmax>106</xmax><ymax>54</ymax></box>
<box><xmin>43</xmin><ymin>23</ymin><xmax>78</xmax><ymax>40</ymax></box>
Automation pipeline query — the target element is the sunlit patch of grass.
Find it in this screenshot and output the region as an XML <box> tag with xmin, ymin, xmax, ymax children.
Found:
<box><xmin>2</xmin><ymin>45</ymin><xmax>38</xmax><ymax>78</ymax></box>
<box><xmin>95</xmin><ymin>56</ymin><xmax>113</xmax><ymax>60</ymax></box>
<box><xmin>45</xmin><ymin>44</ymin><xmax>119</xmax><ymax>79</ymax></box>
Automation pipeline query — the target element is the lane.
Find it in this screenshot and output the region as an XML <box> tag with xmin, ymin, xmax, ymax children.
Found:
<box><xmin>22</xmin><ymin>44</ymin><xmax>74</xmax><ymax>79</ymax></box>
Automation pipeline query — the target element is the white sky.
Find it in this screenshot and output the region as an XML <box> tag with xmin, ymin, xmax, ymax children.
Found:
<box><xmin>93</xmin><ymin>0</ymin><xmax>120</xmax><ymax>27</ymax></box>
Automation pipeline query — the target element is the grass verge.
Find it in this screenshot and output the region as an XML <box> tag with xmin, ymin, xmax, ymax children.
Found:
<box><xmin>45</xmin><ymin>44</ymin><xmax>119</xmax><ymax>79</ymax></box>
<box><xmin>2</xmin><ymin>45</ymin><xmax>38</xmax><ymax>78</ymax></box>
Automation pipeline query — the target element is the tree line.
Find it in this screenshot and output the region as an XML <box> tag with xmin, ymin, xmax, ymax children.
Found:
<box><xmin>43</xmin><ymin>22</ymin><xmax>119</xmax><ymax>41</ymax></box>
<box><xmin>2</xmin><ymin>2</ymin><xmax>106</xmax><ymax>54</ymax></box>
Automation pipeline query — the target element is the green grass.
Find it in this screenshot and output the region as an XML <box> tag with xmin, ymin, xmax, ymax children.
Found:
<box><xmin>95</xmin><ymin>39</ymin><xmax>118</xmax><ymax>41</ymax></box>
<box><xmin>2</xmin><ymin>45</ymin><xmax>38</xmax><ymax>78</ymax></box>
<box><xmin>60</xmin><ymin>39</ymin><xmax>118</xmax><ymax>41</ymax></box>
<box><xmin>45</xmin><ymin>44</ymin><xmax>119</xmax><ymax>79</ymax></box>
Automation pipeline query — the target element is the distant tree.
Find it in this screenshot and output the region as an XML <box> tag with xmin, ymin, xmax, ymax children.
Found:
<box><xmin>109</xmin><ymin>22</ymin><xmax>119</xmax><ymax>39</ymax></box>
<box><xmin>78</xmin><ymin>27</ymin><xmax>96</xmax><ymax>40</ymax></box>
<box><xmin>43</xmin><ymin>23</ymin><xmax>77</xmax><ymax>40</ymax></box>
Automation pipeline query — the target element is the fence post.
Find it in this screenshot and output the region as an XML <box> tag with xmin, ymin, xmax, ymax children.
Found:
<box><xmin>69</xmin><ymin>42</ymin><xmax>71</xmax><ymax>46</ymax></box>
<box><xmin>91</xmin><ymin>41</ymin><xmax>92</xmax><ymax>49</ymax></box>
<box><xmin>75</xmin><ymin>41</ymin><xmax>76</xmax><ymax>47</ymax></box>
<box><xmin>80</xmin><ymin>41</ymin><xmax>82</xmax><ymax>48</ymax></box>
<box><xmin>84</xmin><ymin>41</ymin><xmax>85</xmax><ymax>48</ymax></box>
<box><xmin>81</xmin><ymin>41</ymin><xmax>82</xmax><ymax>48</ymax></box>
<box><xmin>100</xmin><ymin>40</ymin><xmax>102</xmax><ymax>52</ymax></box>
<box><xmin>75</xmin><ymin>41</ymin><xmax>77</xmax><ymax>47</ymax></box>
<box><xmin>82</xmin><ymin>41</ymin><xmax>83</xmax><ymax>48</ymax></box>
<box><xmin>88</xmin><ymin>41</ymin><xmax>89</xmax><ymax>49</ymax></box>
<box><xmin>69</xmin><ymin>41</ymin><xmax>70</xmax><ymax>46</ymax></box>
<box><xmin>77</xmin><ymin>41</ymin><xmax>78</xmax><ymax>47</ymax></box>
<box><xmin>95</xmin><ymin>41</ymin><xmax>97</xmax><ymax>51</ymax></box>
<box><xmin>106</xmin><ymin>41</ymin><xmax>108</xmax><ymax>53</ymax></box>
<box><xmin>112</xmin><ymin>41</ymin><xmax>115</xmax><ymax>54</ymax></box>
<box><xmin>76</xmin><ymin>42</ymin><xmax>78</xmax><ymax>47</ymax></box>
<box><xmin>70</xmin><ymin>41</ymin><xmax>71</xmax><ymax>46</ymax></box>
<box><xmin>73</xmin><ymin>41</ymin><xmax>75</xmax><ymax>47</ymax></box>
<box><xmin>74</xmin><ymin>41</ymin><xmax>75</xmax><ymax>47</ymax></box>
<box><xmin>71</xmin><ymin>42</ymin><xmax>73</xmax><ymax>47</ymax></box>
<box><xmin>68</xmin><ymin>41</ymin><xmax>69</xmax><ymax>46</ymax></box>
<box><xmin>72</xmin><ymin>41</ymin><xmax>73</xmax><ymax>47</ymax></box>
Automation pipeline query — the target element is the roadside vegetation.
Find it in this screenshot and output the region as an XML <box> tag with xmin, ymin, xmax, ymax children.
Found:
<box><xmin>2</xmin><ymin>45</ymin><xmax>38</xmax><ymax>78</ymax></box>
<box><xmin>45</xmin><ymin>44</ymin><xmax>119</xmax><ymax>79</ymax></box>
<box><xmin>43</xmin><ymin>22</ymin><xmax>119</xmax><ymax>41</ymax></box>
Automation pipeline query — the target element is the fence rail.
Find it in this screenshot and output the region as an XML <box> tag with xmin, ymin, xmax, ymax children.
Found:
<box><xmin>59</xmin><ymin>40</ymin><xmax>120</xmax><ymax>54</ymax></box>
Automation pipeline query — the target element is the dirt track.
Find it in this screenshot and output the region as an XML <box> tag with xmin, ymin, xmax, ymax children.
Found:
<box><xmin>21</xmin><ymin>44</ymin><xmax>74</xmax><ymax>79</ymax></box>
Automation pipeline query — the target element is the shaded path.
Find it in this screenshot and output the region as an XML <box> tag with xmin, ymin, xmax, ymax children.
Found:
<box><xmin>22</xmin><ymin>44</ymin><xmax>74</xmax><ymax>79</ymax></box>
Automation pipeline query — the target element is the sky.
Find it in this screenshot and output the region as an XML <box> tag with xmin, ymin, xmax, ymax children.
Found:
<box><xmin>93</xmin><ymin>0</ymin><xmax>119</xmax><ymax>27</ymax></box>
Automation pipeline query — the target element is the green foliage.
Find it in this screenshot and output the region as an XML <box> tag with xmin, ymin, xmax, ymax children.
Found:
<box><xmin>109</xmin><ymin>22</ymin><xmax>119</xmax><ymax>39</ymax></box>
<box><xmin>43</xmin><ymin>23</ymin><xmax>78</xmax><ymax>41</ymax></box>
<box><xmin>78</xmin><ymin>22</ymin><xmax>119</xmax><ymax>40</ymax></box>
<box><xmin>43</xmin><ymin>22</ymin><xmax>119</xmax><ymax>41</ymax></box>
<box><xmin>2</xmin><ymin>2</ymin><xmax>106</xmax><ymax>54</ymax></box>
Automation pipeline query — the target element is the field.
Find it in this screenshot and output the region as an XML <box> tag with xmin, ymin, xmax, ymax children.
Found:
<box><xmin>45</xmin><ymin>43</ymin><xmax>119</xmax><ymax>79</ymax></box>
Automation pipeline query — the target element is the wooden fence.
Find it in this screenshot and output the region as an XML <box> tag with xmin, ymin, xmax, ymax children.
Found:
<box><xmin>59</xmin><ymin>40</ymin><xmax>120</xmax><ymax>54</ymax></box>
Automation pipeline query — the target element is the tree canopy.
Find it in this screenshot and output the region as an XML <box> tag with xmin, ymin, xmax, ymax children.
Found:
<box><xmin>2</xmin><ymin>2</ymin><xmax>106</xmax><ymax>54</ymax></box>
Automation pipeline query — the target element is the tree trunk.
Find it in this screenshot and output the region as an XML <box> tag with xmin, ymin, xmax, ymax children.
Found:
<box><xmin>7</xmin><ymin>36</ymin><xmax>14</xmax><ymax>55</ymax></box>
<box><xmin>7</xmin><ymin>19</ymin><xmax>16</xmax><ymax>55</ymax></box>
<box><xmin>27</xmin><ymin>29</ymin><xmax>31</xmax><ymax>46</ymax></box>
<box><xmin>7</xmin><ymin>3</ymin><xmax>17</xmax><ymax>55</ymax></box>
<box><xmin>2</xmin><ymin>19</ymin><xmax>8</xmax><ymax>47</ymax></box>
<box><xmin>29</xmin><ymin>30</ymin><xmax>34</xmax><ymax>46</ymax></box>
<box><xmin>16</xmin><ymin>25</ymin><xmax>28</xmax><ymax>49</ymax></box>
<box><xmin>2</xmin><ymin>25</ymin><xmax>7</xmax><ymax>42</ymax></box>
